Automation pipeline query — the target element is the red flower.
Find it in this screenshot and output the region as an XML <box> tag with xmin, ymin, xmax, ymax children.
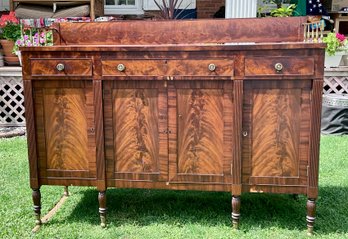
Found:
<box><xmin>0</xmin><ymin>12</ymin><xmax>19</xmax><ymax>28</ymax></box>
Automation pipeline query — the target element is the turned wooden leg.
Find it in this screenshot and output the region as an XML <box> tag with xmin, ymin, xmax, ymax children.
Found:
<box><xmin>98</xmin><ymin>191</ymin><xmax>107</xmax><ymax>228</ymax></box>
<box><xmin>306</xmin><ymin>198</ymin><xmax>316</xmax><ymax>235</ymax></box>
<box><xmin>32</xmin><ymin>189</ymin><xmax>41</xmax><ymax>225</ymax></box>
<box><xmin>232</xmin><ymin>195</ymin><xmax>241</xmax><ymax>229</ymax></box>
<box><xmin>64</xmin><ymin>186</ymin><xmax>69</xmax><ymax>196</ymax></box>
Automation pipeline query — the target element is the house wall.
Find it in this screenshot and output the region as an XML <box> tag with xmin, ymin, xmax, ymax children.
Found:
<box><xmin>196</xmin><ymin>0</ymin><xmax>225</xmax><ymax>18</ymax></box>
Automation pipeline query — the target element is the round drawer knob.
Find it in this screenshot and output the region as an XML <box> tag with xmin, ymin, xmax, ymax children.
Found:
<box><xmin>56</xmin><ymin>63</ymin><xmax>65</xmax><ymax>71</ymax></box>
<box><xmin>274</xmin><ymin>63</ymin><xmax>283</xmax><ymax>72</ymax></box>
<box><xmin>117</xmin><ymin>63</ymin><xmax>126</xmax><ymax>72</ymax></box>
<box><xmin>208</xmin><ymin>63</ymin><xmax>216</xmax><ymax>72</ymax></box>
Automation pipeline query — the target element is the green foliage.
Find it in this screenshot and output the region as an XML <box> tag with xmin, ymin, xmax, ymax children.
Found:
<box><xmin>271</xmin><ymin>4</ymin><xmax>296</xmax><ymax>17</ymax></box>
<box><xmin>323</xmin><ymin>32</ymin><xmax>347</xmax><ymax>56</ymax></box>
<box><xmin>0</xmin><ymin>135</ymin><xmax>348</xmax><ymax>238</ymax></box>
<box><xmin>1</xmin><ymin>22</ymin><xmax>21</xmax><ymax>41</ymax></box>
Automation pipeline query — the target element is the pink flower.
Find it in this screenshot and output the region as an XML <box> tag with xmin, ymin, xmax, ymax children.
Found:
<box><xmin>336</xmin><ymin>33</ymin><xmax>346</xmax><ymax>42</ymax></box>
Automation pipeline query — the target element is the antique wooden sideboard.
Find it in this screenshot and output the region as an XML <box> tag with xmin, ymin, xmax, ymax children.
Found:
<box><xmin>21</xmin><ymin>17</ymin><xmax>325</xmax><ymax>234</ymax></box>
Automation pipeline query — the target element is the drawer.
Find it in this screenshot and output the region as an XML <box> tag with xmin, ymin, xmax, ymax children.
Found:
<box><xmin>244</xmin><ymin>57</ymin><xmax>314</xmax><ymax>76</ymax></box>
<box><xmin>30</xmin><ymin>58</ymin><xmax>92</xmax><ymax>77</ymax></box>
<box><xmin>102</xmin><ymin>59</ymin><xmax>234</xmax><ymax>77</ymax></box>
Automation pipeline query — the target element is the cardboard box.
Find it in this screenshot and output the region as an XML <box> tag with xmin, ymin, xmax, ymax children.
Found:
<box><xmin>332</xmin><ymin>0</ymin><xmax>348</xmax><ymax>11</ymax></box>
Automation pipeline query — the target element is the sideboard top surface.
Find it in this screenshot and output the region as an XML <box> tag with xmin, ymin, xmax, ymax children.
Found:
<box><xmin>20</xmin><ymin>42</ymin><xmax>325</xmax><ymax>52</ymax></box>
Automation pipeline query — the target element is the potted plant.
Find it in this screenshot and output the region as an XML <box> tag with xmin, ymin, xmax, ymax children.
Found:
<box><xmin>14</xmin><ymin>30</ymin><xmax>53</xmax><ymax>66</ymax></box>
<box><xmin>0</xmin><ymin>11</ymin><xmax>21</xmax><ymax>65</ymax></box>
<box><xmin>323</xmin><ymin>32</ymin><xmax>348</xmax><ymax>68</ymax></box>
<box><xmin>270</xmin><ymin>4</ymin><xmax>296</xmax><ymax>17</ymax></box>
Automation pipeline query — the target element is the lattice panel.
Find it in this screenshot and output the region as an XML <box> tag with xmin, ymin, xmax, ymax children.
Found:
<box><xmin>323</xmin><ymin>76</ymin><xmax>348</xmax><ymax>95</ymax></box>
<box><xmin>0</xmin><ymin>76</ymin><xmax>26</xmax><ymax>126</ymax></box>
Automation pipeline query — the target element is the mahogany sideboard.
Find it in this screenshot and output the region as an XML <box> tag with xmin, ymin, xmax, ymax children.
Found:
<box><xmin>21</xmin><ymin>17</ymin><xmax>325</xmax><ymax>234</ymax></box>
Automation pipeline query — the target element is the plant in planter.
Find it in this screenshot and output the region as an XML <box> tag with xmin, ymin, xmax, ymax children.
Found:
<box><xmin>323</xmin><ymin>32</ymin><xmax>347</xmax><ymax>56</ymax></box>
<box><xmin>0</xmin><ymin>11</ymin><xmax>21</xmax><ymax>65</ymax></box>
<box><xmin>323</xmin><ymin>32</ymin><xmax>348</xmax><ymax>68</ymax></box>
<box><xmin>270</xmin><ymin>4</ymin><xmax>296</xmax><ymax>17</ymax></box>
<box><xmin>14</xmin><ymin>29</ymin><xmax>53</xmax><ymax>65</ymax></box>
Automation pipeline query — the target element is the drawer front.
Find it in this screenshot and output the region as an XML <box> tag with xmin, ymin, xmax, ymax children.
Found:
<box><xmin>245</xmin><ymin>57</ymin><xmax>314</xmax><ymax>76</ymax></box>
<box><xmin>102</xmin><ymin>59</ymin><xmax>234</xmax><ymax>77</ymax></box>
<box><xmin>30</xmin><ymin>58</ymin><xmax>92</xmax><ymax>77</ymax></box>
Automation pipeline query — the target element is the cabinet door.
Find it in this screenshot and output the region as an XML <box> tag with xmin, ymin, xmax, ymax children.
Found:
<box><xmin>33</xmin><ymin>81</ymin><xmax>96</xmax><ymax>181</ymax></box>
<box><xmin>242</xmin><ymin>80</ymin><xmax>311</xmax><ymax>188</ymax></box>
<box><xmin>104</xmin><ymin>81</ymin><xmax>168</xmax><ymax>182</ymax></box>
<box><xmin>168</xmin><ymin>81</ymin><xmax>233</xmax><ymax>184</ymax></box>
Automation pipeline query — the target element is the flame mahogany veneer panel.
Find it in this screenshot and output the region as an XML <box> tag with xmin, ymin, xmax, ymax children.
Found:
<box><xmin>44</xmin><ymin>88</ymin><xmax>89</xmax><ymax>170</ymax></box>
<box><xmin>32</xmin><ymin>80</ymin><xmax>96</xmax><ymax>180</ymax></box>
<box><xmin>242</xmin><ymin>80</ymin><xmax>312</xmax><ymax>187</ymax></box>
<box><xmin>113</xmin><ymin>88</ymin><xmax>160</xmax><ymax>173</ymax></box>
<box><xmin>30</xmin><ymin>59</ymin><xmax>92</xmax><ymax>77</ymax></box>
<box><xmin>55</xmin><ymin>17</ymin><xmax>306</xmax><ymax>45</ymax></box>
<box><xmin>244</xmin><ymin>57</ymin><xmax>314</xmax><ymax>76</ymax></box>
<box><xmin>251</xmin><ymin>88</ymin><xmax>301</xmax><ymax>177</ymax></box>
<box><xmin>102</xmin><ymin>60</ymin><xmax>234</xmax><ymax>77</ymax></box>
<box><xmin>177</xmin><ymin>88</ymin><xmax>224</xmax><ymax>175</ymax></box>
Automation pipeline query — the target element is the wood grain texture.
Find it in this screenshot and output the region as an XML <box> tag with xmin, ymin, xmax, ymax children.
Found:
<box><xmin>232</xmin><ymin>80</ymin><xmax>243</xmax><ymax>195</ymax></box>
<box><xmin>43</xmin><ymin>88</ymin><xmax>88</xmax><ymax>170</ymax></box>
<box><xmin>102</xmin><ymin>59</ymin><xmax>234</xmax><ymax>77</ymax></box>
<box><xmin>168</xmin><ymin>81</ymin><xmax>233</xmax><ymax>184</ymax></box>
<box><xmin>113</xmin><ymin>88</ymin><xmax>159</xmax><ymax>173</ymax></box>
<box><xmin>242</xmin><ymin>80</ymin><xmax>312</xmax><ymax>188</ymax></box>
<box><xmin>21</xmin><ymin>25</ymin><xmax>325</xmax><ymax>230</ymax></box>
<box><xmin>177</xmin><ymin>88</ymin><xmax>224</xmax><ymax>175</ymax></box>
<box><xmin>251</xmin><ymin>88</ymin><xmax>301</xmax><ymax>177</ymax></box>
<box><xmin>104</xmin><ymin>81</ymin><xmax>168</xmax><ymax>182</ymax></box>
<box><xmin>94</xmin><ymin>80</ymin><xmax>106</xmax><ymax>191</ymax></box>
<box><xmin>33</xmin><ymin>81</ymin><xmax>96</xmax><ymax>181</ymax></box>
<box><xmin>245</xmin><ymin>57</ymin><xmax>314</xmax><ymax>76</ymax></box>
<box><xmin>23</xmin><ymin>80</ymin><xmax>39</xmax><ymax>189</ymax></box>
<box><xmin>307</xmin><ymin>79</ymin><xmax>324</xmax><ymax>198</ymax></box>
<box><xmin>55</xmin><ymin>17</ymin><xmax>307</xmax><ymax>45</ymax></box>
<box><xmin>30</xmin><ymin>59</ymin><xmax>92</xmax><ymax>77</ymax></box>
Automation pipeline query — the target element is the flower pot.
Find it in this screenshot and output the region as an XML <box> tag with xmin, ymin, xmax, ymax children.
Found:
<box><xmin>325</xmin><ymin>52</ymin><xmax>345</xmax><ymax>68</ymax></box>
<box><xmin>0</xmin><ymin>39</ymin><xmax>20</xmax><ymax>66</ymax></box>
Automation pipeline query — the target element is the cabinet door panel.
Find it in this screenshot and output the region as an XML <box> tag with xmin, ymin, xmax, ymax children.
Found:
<box><xmin>104</xmin><ymin>81</ymin><xmax>168</xmax><ymax>182</ymax></box>
<box><xmin>33</xmin><ymin>81</ymin><xmax>96</xmax><ymax>179</ymax></box>
<box><xmin>177</xmin><ymin>89</ymin><xmax>224</xmax><ymax>175</ymax></box>
<box><xmin>169</xmin><ymin>81</ymin><xmax>233</xmax><ymax>184</ymax></box>
<box><xmin>242</xmin><ymin>80</ymin><xmax>311</xmax><ymax>187</ymax></box>
<box><xmin>44</xmin><ymin>88</ymin><xmax>89</xmax><ymax>170</ymax></box>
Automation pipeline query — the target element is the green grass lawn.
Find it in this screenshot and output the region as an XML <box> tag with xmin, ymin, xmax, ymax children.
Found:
<box><xmin>0</xmin><ymin>135</ymin><xmax>347</xmax><ymax>239</ymax></box>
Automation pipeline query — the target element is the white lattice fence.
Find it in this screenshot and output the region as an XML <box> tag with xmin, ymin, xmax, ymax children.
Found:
<box><xmin>323</xmin><ymin>76</ymin><xmax>348</xmax><ymax>95</ymax></box>
<box><xmin>0</xmin><ymin>76</ymin><xmax>25</xmax><ymax>126</ymax></box>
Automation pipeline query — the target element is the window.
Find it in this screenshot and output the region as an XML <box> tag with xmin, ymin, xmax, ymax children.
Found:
<box><xmin>105</xmin><ymin>0</ymin><xmax>143</xmax><ymax>15</ymax></box>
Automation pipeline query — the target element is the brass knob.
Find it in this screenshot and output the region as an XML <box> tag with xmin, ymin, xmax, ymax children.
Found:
<box><xmin>117</xmin><ymin>63</ymin><xmax>126</xmax><ymax>72</ymax></box>
<box><xmin>275</xmin><ymin>63</ymin><xmax>283</xmax><ymax>72</ymax></box>
<box><xmin>242</xmin><ymin>131</ymin><xmax>248</xmax><ymax>137</ymax></box>
<box><xmin>56</xmin><ymin>63</ymin><xmax>65</xmax><ymax>71</ymax></box>
<box><xmin>208</xmin><ymin>63</ymin><xmax>216</xmax><ymax>72</ymax></box>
